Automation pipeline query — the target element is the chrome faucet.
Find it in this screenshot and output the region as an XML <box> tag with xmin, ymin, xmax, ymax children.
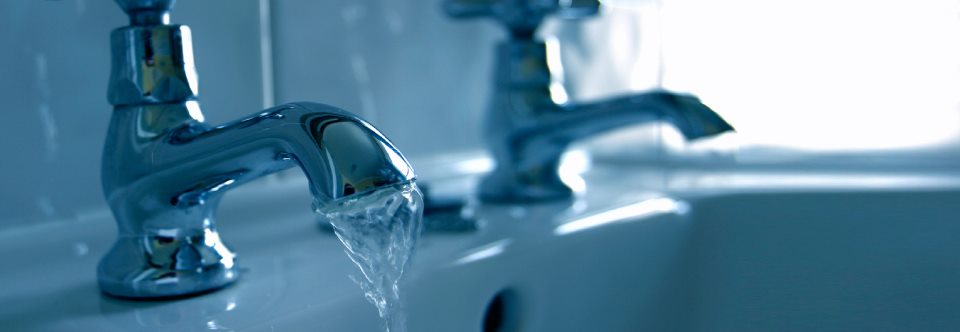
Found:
<box><xmin>98</xmin><ymin>0</ymin><xmax>416</xmax><ymax>299</ymax></box>
<box><xmin>445</xmin><ymin>0</ymin><xmax>735</xmax><ymax>202</ymax></box>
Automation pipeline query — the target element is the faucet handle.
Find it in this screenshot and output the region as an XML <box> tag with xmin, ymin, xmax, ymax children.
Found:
<box><xmin>444</xmin><ymin>0</ymin><xmax>599</xmax><ymax>37</ymax></box>
<box><xmin>115</xmin><ymin>0</ymin><xmax>176</xmax><ymax>25</ymax></box>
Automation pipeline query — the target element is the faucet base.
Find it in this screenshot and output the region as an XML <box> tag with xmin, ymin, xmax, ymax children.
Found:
<box><xmin>97</xmin><ymin>231</ymin><xmax>239</xmax><ymax>299</ymax></box>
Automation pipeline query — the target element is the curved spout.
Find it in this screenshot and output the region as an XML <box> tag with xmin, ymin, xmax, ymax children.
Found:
<box><xmin>508</xmin><ymin>91</ymin><xmax>734</xmax><ymax>155</ymax></box>
<box><xmin>156</xmin><ymin>102</ymin><xmax>415</xmax><ymax>204</ymax></box>
<box><xmin>98</xmin><ymin>102</ymin><xmax>415</xmax><ymax>298</ymax></box>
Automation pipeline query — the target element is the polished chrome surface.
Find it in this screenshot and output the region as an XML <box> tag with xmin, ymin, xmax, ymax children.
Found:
<box><xmin>99</xmin><ymin>1</ymin><xmax>415</xmax><ymax>299</ymax></box>
<box><xmin>108</xmin><ymin>24</ymin><xmax>198</xmax><ymax>106</ymax></box>
<box><xmin>446</xmin><ymin>0</ymin><xmax>735</xmax><ymax>202</ymax></box>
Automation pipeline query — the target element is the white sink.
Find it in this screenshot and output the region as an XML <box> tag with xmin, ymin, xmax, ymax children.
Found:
<box><xmin>2</xmin><ymin>158</ymin><xmax>959</xmax><ymax>331</ymax></box>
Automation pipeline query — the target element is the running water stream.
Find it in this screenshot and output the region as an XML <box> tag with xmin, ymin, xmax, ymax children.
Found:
<box><xmin>314</xmin><ymin>183</ymin><xmax>424</xmax><ymax>332</ymax></box>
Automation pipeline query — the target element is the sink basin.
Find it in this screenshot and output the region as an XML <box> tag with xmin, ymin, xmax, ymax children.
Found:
<box><xmin>2</xmin><ymin>157</ymin><xmax>960</xmax><ymax>331</ymax></box>
<box><xmin>670</xmin><ymin>190</ymin><xmax>960</xmax><ymax>331</ymax></box>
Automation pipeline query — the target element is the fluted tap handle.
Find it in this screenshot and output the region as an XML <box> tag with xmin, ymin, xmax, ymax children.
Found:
<box><xmin>444</xmin><ymin>0</ymin><xmax>599</xmax><ymax>37</ymax></box>
<box><xmin>115</xmin><ymin>0</ymin><xmax>176</xmax><ymax>26</ymax></box>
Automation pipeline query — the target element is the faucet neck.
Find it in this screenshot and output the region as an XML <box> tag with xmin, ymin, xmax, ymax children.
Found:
<box><xmin>108</xmin><ymin>24</ymin><xmax>200</xmax><ymax>110</ymax></box>
<box><xmin>492</xmin><ymin>40</ymin><xmax>566</xmax><ymax>115</ymax></box>
<box><xmin>495</xmin><ymin>40</ymin><xmax>550</xmax><ymax>88</ymax></box>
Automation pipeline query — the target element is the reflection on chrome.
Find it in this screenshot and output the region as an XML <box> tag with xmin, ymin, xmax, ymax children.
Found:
<box><xmin>557</xmin><ymin>149</ymin><xmax>592</xmax><ymax>194</ymax></box>
<box><xmin>555</xmin><ymin>197</ymin><xmax>689</xmax><ymax>235</ymax></box>
<box><xmin>544</xmin><ymin>36</ymin><xmax>570</xmax><ymax>105</ymax></box>
<box><xmin>453</xmin><ymin>239</ymin><xmax>513</xmax><ymax>266</ymax></box>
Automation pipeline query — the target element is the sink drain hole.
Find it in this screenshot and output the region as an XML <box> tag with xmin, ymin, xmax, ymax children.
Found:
<box><xmin>483</xmin><ymin>289</ymin><xmax>520</xmax><ymax>332</ymax></box>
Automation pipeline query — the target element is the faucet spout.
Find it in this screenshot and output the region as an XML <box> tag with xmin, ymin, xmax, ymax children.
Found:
<box><xmin>544</xmin><ymin>91</ymin><xmax>734</xmax><ymax>142</ymax></box>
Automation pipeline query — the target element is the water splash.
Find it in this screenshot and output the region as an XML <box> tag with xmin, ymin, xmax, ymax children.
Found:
<box><xmin>314</xmin><ymin>183</ymin><xmax>423</xmax><ymax>332</ymax></box>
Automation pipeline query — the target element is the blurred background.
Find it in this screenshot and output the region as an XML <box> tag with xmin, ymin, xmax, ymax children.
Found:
<box><xmin>1</xmin><ymin>0</ymin><xmax>959</xmax><ymax>228</ymax></box>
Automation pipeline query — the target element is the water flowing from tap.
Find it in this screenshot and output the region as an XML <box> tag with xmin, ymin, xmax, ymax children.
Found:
<box><xmin>314</xmin><ymin>183</ymin><xmax>424</xmax><ymax>332</ymax></box>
